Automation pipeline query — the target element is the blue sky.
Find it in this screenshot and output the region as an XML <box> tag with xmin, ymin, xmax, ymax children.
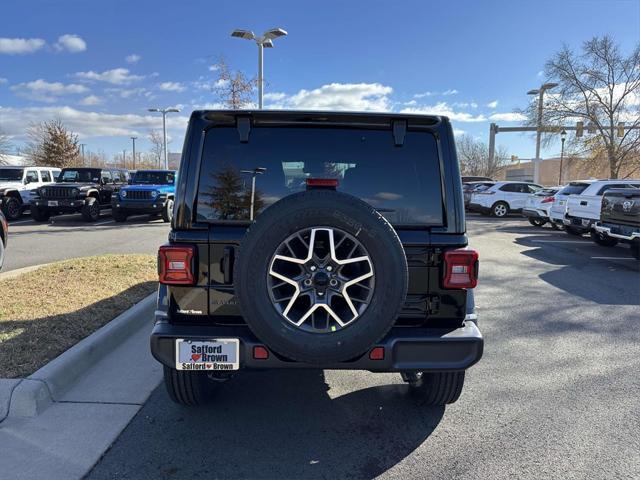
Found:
<box><xmin>1</xmin><ymin>0</ymin><xmax>638</xmax><ymax>160</ymax></box>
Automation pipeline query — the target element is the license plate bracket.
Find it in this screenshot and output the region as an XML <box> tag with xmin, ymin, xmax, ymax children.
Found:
<box><xmin>175</xmin><ymin>339</ymin><xmax>240</xmax><ymax>371</ymax></box>
<box><xmin>48</xmin><ymin>200</ymin><xmax>58</xmax><ymax>207</ymax></box>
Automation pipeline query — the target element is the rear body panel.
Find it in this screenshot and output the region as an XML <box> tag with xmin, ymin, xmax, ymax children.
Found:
<box><xmin>154</xmin><ymin>110</ymin><xmax>481</xmax><ymax>371</ymax></box>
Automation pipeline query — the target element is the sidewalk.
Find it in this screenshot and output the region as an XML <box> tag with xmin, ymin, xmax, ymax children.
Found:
<box><xmin>0</xmin><ymin>297</ymin><xmax>162</xmax><ymax>480</ymax></box>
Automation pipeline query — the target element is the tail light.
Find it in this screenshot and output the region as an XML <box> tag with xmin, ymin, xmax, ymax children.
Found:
<box><xmin>306</xmin><ymin>178</ymin><xmax>338</xmax><ymax>189</ymax></box>
<box><xmin>541</xmin><ymin>196</ymin><xmax>555</xmax><ymax>203</ymax></box>
<box><xmin>158</xmin><ymin>245</ymin><xmax>196</xmax><ymax>285</ymax></box>
<box><xmin>443</xmin><ymin>249</ymin><xmax>479</xmax><ymax>289</ymax></box>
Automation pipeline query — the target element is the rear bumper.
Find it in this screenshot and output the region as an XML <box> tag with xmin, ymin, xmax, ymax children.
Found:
<box><xmin>150</xmin><ymin>316</ymin><xmax>484</xmax><ymax>372</ymax></box>
<box><xmin>522</xmin><ymin>208</ymin><xmax>547</xmax><ymax>219</ymax></box>
<box><xmin>595</xmin><ymin>222</ymin><xmax>640</xmax><ymax>241</ymax></box>
<box><xmin>563</xmin><ymin>215</ymin><xmax>593</xmax><ymax>231</ymax></box>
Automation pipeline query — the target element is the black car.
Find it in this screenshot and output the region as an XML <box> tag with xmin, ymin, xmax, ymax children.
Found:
<box><xmin>30</xmin><ymin>167</ymin><xmax>129</xmax><ymax>222</ymax></box>
<box><xmin>0</xmin><ymin>209</ymin><xmax>7</xmax><ymax>271</ymax></box>
<box><xmin>151</xmin><ymin>110</ymin><xmax>483</xmax><ymax>407</ymax></box>
<box><xmin>593</xmin><ymin>187</ymin><xmax>640</xmax><ymax>259</ymax></box>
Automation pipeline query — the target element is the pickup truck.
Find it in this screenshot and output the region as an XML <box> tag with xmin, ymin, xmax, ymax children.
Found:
<box><xmin>150</xmin><ymin>110</ymin><xmax>483</xmax><ymax>407</ymax></box>
<box><xmin>593</xmin><ymin>188</ymin><xmax>640</xmax><ymax>259</ymax></box>
<box><xmin>112</xmin><ymin>169</ymin><xmax>176</xmax><ymax>222</ymax></box>
<box><xmin>563</xmin><ymin>180</ymin><xmax>640</xmax><ymax>236</ymax></box>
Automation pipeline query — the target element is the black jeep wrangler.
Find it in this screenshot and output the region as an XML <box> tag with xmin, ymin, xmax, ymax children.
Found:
<box><xmin>30</xmin><ymin>167</ymin><xmax>129</xmax><ymax>222</ymax></box>
<box><xmin>151</xmin><ymin>111</ymin><xmax>483</xmax><ymax>406</ymax></box>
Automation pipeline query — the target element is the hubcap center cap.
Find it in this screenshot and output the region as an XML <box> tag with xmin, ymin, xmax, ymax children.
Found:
<box><xmin>312</xmin><ymin>271</ymin><xmax>329</xmax><ymax>287</ymax></box>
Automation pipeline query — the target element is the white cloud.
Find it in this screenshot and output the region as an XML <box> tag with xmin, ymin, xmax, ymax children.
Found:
<box><xmin>75</xmin><ymin>68</ymin><xmax>144</xmax><ymax>85</ymax></box>
<box><xmin>125</xmin><ymin>54</ymin><xmax>141</xmax><ymax>64</ymax></box>
<box><xmin>486</xmin><ymin>100</ymin><xmax>499</xmax><ymax>109</ymax></box>
<box><xmin>453</xmin><ymin>101</ymin><xmax>478</xmax><ymax>109</ymax></box>
<box><xmin>537</xmin><ymin>70</ymin><xmax>544</xmax><ymax>78</ymax></box>
<box><xmin>54</xmin><ymin>34</ymin><xmax>86</xmax><ymax>53</ymax></box>
<box><xmin>10</xmin><ymin>79</ymin><xmax>89</xmax><ymax>102</ymax></box>
<box><xmin>442</xmin><ymin>89</ymin><xmax>458</xmax><ymax>96</ymax></box>
<box><xmin>159</xmin><ymin>82</ymin><xmax>186</xmax><ymax>92</ymax></box>
<box><xmin>414</xmin><ymin>91</ymin><xmax>435</xmax><ymax>98</ymax></box>
<box><xmin>79</xmin><ymin>95</ymin><xmax>103</xmax><ymax>106</ymax></box>
<box><xmin>453</xmin><ymin>129</ymin><xmax>466</xmax><ymax>136</ymax></box>
<box><xmin>263</xmin><ymin>92</ymin><xmax>287</xmax><ymax>101</ymax></box>
<box><xmin>400</xmin><ymin>102</ymin><xmax>486</xmax><ymax>122</ymax></box>
<box><xmin>208</xmin><ymin>64</ymin><xmax>220</xmax><ymax>72</ymax></box>
<box><xmin>0</xmin><ymin>106</ymin><xmax>190</xmax><ymax>139</ymax></box>
<box><xmin>0</xmin><ymin>37</ymin><xmax>46</xmax><ymax>55</ymax></box>
<box><xmin>0</xmin><ymin>77</ymin><xmax>8</xmax><ymax>85</ymax></box>
<box><xmin>488</xmin><ymin>112</ymin><xmax>527</xmax><ymax>122</ymax></box>
<box><xmin>106</xmin><ymin>87</ymin><xmax>151</xmax><ymax>99</ymax></box>
<box><xmin>266</xmin><ymin>83</ymin><xmax>393</xmax><ymax>111</ymax></box>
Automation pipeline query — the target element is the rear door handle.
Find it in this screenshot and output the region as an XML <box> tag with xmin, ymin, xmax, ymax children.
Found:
<box><xmin>580</xmin><ymin>201</ymin><xmax>588</xmax><ymax>206</ymax></box>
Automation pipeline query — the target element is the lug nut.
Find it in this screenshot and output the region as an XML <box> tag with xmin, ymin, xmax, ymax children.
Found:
<box><xmin>326</xmin><ymin>266</ymin><xmax>333</xmax><ymax>272</ymax></box>
<box><xmin>303</xmin><ymin>279</ymin><xmax>312</xmax><ymax>286</ymax></box>
<box><xmin>318</xmin><ymin>291</ymin><xmax>324</xmax><ymax>296</ymax></box>
<box><xmin>310</xmin><ymin>266</ymin><xmax>317</xmax><ymax>272</ymax></box>
<box><xmin>330</xmin><ymin>279</ymin><xmax>338</xmax><ymax>287</ymax></box>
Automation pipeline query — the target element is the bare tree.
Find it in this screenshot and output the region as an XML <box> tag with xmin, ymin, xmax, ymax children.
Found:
<box><xmin>148</xmin><ymin>130</ymin><xmax>165</xmax><ymax>168</ymax></box>
<box><xmin>0</xmin><ymin>128</ymin><xmax>11</xmax><ymax>165</ymax></box>
<box><xmin>24</xmin><ymin>119</ymin><xmax>80</xmax><ymax>167</ymax></box>
<box><xmin>212</xmin><ymin>56</ymin><xmax>256</xmax><ymax>109</ymax></box>
<box><xmin>520</xmin><ymin>36</ymin><xmax>640</xmax><ymax>178</ymax></box>
<box><xmin>457</xmin><ymin>135</ymin><xmax>510</xmax><ymax>178</ymax></box>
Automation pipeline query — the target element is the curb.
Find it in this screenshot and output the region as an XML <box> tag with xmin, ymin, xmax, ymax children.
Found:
<box><xmin>3</xmin><ymin>293</ymin><xmax>157</xmax><ymax>421</ymax></box>
<box><xmin>0</xmin><ymin>263</ymin><xmax>53</xmax><ymax>281</ymax></box>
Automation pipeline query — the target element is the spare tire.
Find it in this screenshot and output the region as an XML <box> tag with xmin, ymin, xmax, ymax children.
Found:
<box><xmin>234</xmin><ymin>190</ymin><xmax>408</xmax><ymax>364</ymax></box>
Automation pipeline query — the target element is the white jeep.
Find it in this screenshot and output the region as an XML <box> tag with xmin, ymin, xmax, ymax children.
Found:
<box><xmin>0</xmin><ymin>166</ymin><xmax>61</xmax><ymax>220</ymax></box>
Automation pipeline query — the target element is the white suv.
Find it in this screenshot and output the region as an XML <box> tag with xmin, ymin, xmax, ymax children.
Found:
<box><xmin>0</xmin><ymin>166</ymin><xmax>61</xmax><ymax>220</ymax></box>
<box><xmin>563</xmin><ymin>179</ymin><xmax>640</xmax><ymax>235</ymax></box>
<box><xmin>469</xmin><ymin>181</ymin><xmax>543</xmax><ymax>217</ymax></box>
<box><xmin>548</xmin><ymin>181</ymin><xmax>596</xmax><ymax>228</ymax></box>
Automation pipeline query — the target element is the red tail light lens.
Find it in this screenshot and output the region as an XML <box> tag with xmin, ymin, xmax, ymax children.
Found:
<box><xmin>306</xmin><ymin>178</ymin><xmax>338</xmax><ymax>188</ymax></box>
<box><xmin>541</xmin><ymin>196</ymin><xmax>555</xmax><ymax>203</ymax></box>
<box><xmin>158</xmin><ymin>245</ymin><xmax>196</xmax><ymax>285</ymax></box>
<box><xmin>443</xmin><ymin>249</ymin><xmax>479</xmax><ymax>289</ymax></box>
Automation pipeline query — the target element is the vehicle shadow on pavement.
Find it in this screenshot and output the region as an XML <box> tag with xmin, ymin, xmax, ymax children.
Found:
<box><xmin>512</xmin><ymin>235</ymin><xmax>639</xmax><ymax>305</ymax></box>
<box><xmin>89</xmin><ymin>370</ymin><xmax>445</xmax><ymax>480</ymax></box>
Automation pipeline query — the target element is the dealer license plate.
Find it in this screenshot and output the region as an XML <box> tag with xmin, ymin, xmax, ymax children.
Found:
<box><xmin>175</xmin><ymin>339</ymin><xmax>240</xmax><ymax>371</ymax></box>
<box><xmin>48</xmin><ymin>201</ymin><xmax>58</xmax><ymax>207</ymax></box>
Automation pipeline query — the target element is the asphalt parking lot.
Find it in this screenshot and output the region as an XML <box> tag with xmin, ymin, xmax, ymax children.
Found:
<box><xmin>85</xmin><ymin>214</ymin><xmax>639</xmax><ymax>480</ymax></box>
<box><xmin>2</xmin><ymin>212</ymin><xmax>169</xmax><ymax>273</ymax></box>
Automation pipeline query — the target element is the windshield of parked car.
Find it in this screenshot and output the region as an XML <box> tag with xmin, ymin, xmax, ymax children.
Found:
<box><xmin>132</xmin><ymin>171</ymin><xmax>175</xmax><ymax>185</ymax></box>
<box><xmin>58</xmin><ymin>169</ymin><xmax>101</xmax><ymax>183</ymax></box>
<box><xmin>197</xmin><ymin>126</ymin><xmax>444</xmax><ymax>226</ymax></box>
<box><xmin>0</xmin><ymin>168</ymin><xmax>24</xmax><ymax>182</ymax></box>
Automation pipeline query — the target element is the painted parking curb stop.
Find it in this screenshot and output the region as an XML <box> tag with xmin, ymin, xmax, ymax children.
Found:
<box><xmin>2</xmin><ymin>293</ymin><xmax>156</xmax><ymax>422</ymax></box>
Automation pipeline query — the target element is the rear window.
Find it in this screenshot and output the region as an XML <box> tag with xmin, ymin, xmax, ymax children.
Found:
<box><xmin>196</xmin><ymin>127</ymin><xmax>444</xmax><ymax>226</ymax></box>
<box><xmin>559</xmin><ymin>183</ymin><xmax>590</xmax><ymax>195</ymax></box>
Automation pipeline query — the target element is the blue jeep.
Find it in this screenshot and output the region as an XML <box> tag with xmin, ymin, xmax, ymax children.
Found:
<box><xmin>112</xmin><ymin>169</ymin><xmax>176</xmax><ymax>222</ymax></box>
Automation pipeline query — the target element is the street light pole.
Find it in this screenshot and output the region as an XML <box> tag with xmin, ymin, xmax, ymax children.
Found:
<box><xmin>79</xmin><ymin>143</ymin><xmax>86</xmax><ymax>164</ymax></box>
<box><xmin>231</xmin><ymin>27</ymin><xmax>287</xmax><ymax>109</ymax></box>
<box><xmin>241</xmin><ymin>167</ymin><xmax>266</xmax><ymax>220</ymax></box>
<box><xmin>558</xmin><ymin>129</ymin><xmax>566</xmax><ymax>185</ymax></box>
<box><xmin>527</xmin><ymin>82</ymin><xmax>558</xmax><ymax>184</ymax></box>
<box><xmin>130</xmin><ymin>136</ymin><xmax>137</xmax><ymax>170</ymax></box>
<box><xmin>148</xmin><ymin>107</ymin><xmax>180</xmax><ymax>169</ymax></box>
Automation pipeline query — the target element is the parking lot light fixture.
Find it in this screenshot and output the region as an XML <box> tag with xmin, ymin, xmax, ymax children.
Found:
<box><xmin>148</xmin><ymin>108</ymin><xmax>181</xmax><ymax>169</ymax></box>
<box><xmin>527</xmin><ymin>82</ymin><xmax>558</xmax><ymax>183</ymax></box>
<box><xmin>559</xmin><ymin>129</ymin><xmax>567</xmax><ymax>185</ymax></box>
<box><xmin>231</xmin><ymin>27</ymin><xmax>288</xmax><ymax>109</ymax></box>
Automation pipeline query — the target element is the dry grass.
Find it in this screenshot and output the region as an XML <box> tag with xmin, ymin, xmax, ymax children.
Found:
<box><xmin>0</xmin><ymin>254</ymin><xmax>157</xmax><ymax>378</ymax></box>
